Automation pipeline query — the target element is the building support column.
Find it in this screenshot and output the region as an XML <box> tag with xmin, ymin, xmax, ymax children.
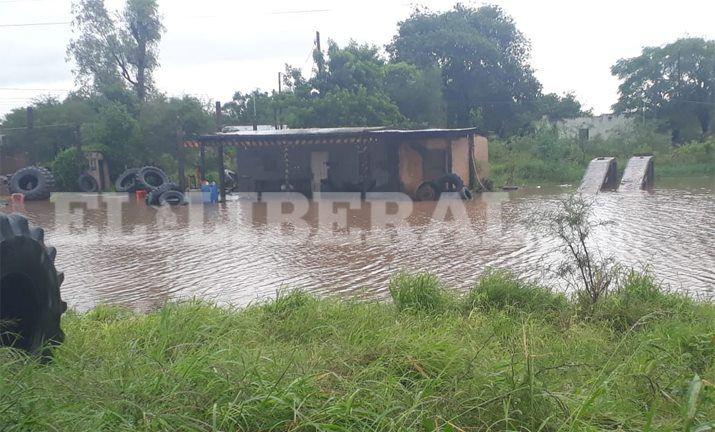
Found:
<box><xmin>218</xmin><ymin>143</ymin><xmax>226</xmax><ymax>203</ymax></box>
<box><xmin>176</xmin><ymin>129</ymin><xmax>186</xmax><ymax>191</ymax></box>
<box><xmin>468</xmin><ymin>134</ymin><xmax>476</xmax><ymax>189</ymax></box>
<box><xmin>199</xmin><ymin>144</ymin><xmax>206</xmax><ymax>181</ymax></box>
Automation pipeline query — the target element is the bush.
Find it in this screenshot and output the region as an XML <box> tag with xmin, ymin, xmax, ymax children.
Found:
<box><xmin>592</xmin><ymin>271</ymin><xmax>692</xmax><ymax>331</ymax></box>
<box><xmin>388</xmin><ymin>271</ymin><xmax>451</xmax><ymax>313</ymax></box>
<box><xmin>464</xmin><ymin>270</ymin><xmax>568</xmax><ymax>315</ymax></box>
<box><xmin>51</xmin><ymin>148</ymin><xmax>86</xmax><ymax>192</ymax></box>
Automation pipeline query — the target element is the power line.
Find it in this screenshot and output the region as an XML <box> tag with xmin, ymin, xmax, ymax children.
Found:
<box><xmin>0</xmin><ymin>21</ymin><xmax>70</xmax><ymax>28</ymax></box>
<box><xmin>0</xmin><ymin>87</ymin><xmax>71</xmax><ymax>91</ymax></box>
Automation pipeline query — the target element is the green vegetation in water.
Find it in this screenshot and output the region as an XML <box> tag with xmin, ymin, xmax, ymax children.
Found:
<box><xmin>1</xmin><ymin>271</ymin><xmax>713</xmax><ymax>431</ymax></box>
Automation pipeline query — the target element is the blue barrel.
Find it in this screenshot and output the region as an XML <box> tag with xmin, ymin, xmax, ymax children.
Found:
<box><xmin>200</xmin><ymin>183</ymin><xmax>219</xmax><ymax>203</ymax></box>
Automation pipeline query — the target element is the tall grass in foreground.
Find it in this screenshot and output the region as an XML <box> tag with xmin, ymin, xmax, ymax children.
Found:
<box><xmin>1</xmin><ymin>270</ymin><xmax>713</xmax><ymax>431</ymax></box>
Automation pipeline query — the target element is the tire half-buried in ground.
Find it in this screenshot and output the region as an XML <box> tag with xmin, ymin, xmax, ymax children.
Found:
<box><xmin>0</xmin><ymin>213</ymin><xmax>66</xmax><ymax>356</ymax></box>
<box><xmin>135</xmin><ymin>166</ymin><xmax>169</xmax><ymax>190</ymax></box>
<box><xmin>77</xmin><ymin>173</ymin><xmax>99</xmax><ymax>192</ymax></box>
<box><xmin>146</xmin><ymin>182</ymin><xmax>183</xmax><ymax>206</ymax></box>
<box><xmin>415</xmin><ymin>181</ymin><xmax>440</xmax><ymax>201</ymax></box>
<box><xmin>435</xmin><ymin>173</ymin><xmax>464</xmax><ymax>193</ymax></box>
<box><xmin>159</xmin><ymin>190</ymin><xmax>186</xmax><ymax>206</ymax></box>
<box><xmin>115</xmin><ymin>168</ymin><xmax>140</xmax><ymax>192</ymax></box>
<box><xmin>9</xmin><ymin>166</ymin><xmax>54</xmax><ymax>201</ymax></box>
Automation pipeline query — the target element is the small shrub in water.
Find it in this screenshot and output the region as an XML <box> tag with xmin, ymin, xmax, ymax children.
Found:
<box><xmin>389</xmin><ymin>271</ymin><xmax>450</xmax><ymax>313</ymax></box>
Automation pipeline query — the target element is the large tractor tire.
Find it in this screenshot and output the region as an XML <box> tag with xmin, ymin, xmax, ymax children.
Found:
<box><xmin>136</xmin><ymin>166</ymin><xmax>169</xmax><ymax>190</ymax></box>
<box><xmin>77</xmin><ymin>173</ymin><xmax>99</xmax><ymax>193</ymax></box>
<box><xmin>146</xmin><ymin>182</ymin><xmax>182</xmax><ymax>206</ymax></box>
<box><xmin>115</xmin><ymin>168</ymin><xmax>140</xmax><ymax>192</ymax></box>
<box><xmin>435</xmin><ymin>173</ymin><xmax>464</xmax><ymax>193</ymax></box>
<box><xmin>0</xmin><ymin>213</ymin><xmax>66</xmax><ymax>355</ymax></box>
<box><xmin>415</xmin><ymin>181</ymin><xmax>440</xmax><ymax>201</ymax></box>
<box><xmin>158</xmin><ymin>190</ymin><xmax>186</xmax><ymax>206</ymax></box>
<box><xmin>9</xmin><ymin>166</ymin><xmax>54</xmax><ymax>201</ymax></box>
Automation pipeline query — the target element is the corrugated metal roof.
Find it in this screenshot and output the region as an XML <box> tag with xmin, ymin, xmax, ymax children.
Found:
<box><xmin>215</xmin><ymin>127</ymin><xmax>384</xmax><ymax>137</ymax></box>
<box><xmin>186</xmin><ymin>127</ymin><xmax>482</xmax><ymax>148</ymax></box>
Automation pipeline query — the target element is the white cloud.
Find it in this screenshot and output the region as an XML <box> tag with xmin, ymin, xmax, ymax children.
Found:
<box><xmin>1</xmin><ymin>0</ymin><xmax>714</xmax><ymax>117</ymax></box>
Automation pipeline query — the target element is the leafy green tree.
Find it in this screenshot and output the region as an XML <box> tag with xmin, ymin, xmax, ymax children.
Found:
<box><xmin>68</xmin><ymin>0</ymin><xmax>164</xmax><ymax>100</ymax></box>
<box><xmin>223</xmin><ymin>91</ymin><xmax>278</xmax><ymax>127</ymax></box>
<box><xmin>536</xmin><ymin>92</ymin><xmax>591</xmax><ymax>122</ymax></box>
<box><xmin>384</xmin><ymin>63</ymin><xmax>446</xmax><ymax>127</ymax></box>
<box><xmin>388</xmin><ymin>4</ymin><xmax>541</xmax><ymax>134</ymax></box>
<box><xmin>612</xmin><ymin>38</ymin><xmax>715</xmax><ymax>140</ymax></box>
<box><xmin>0</xmin><ymin>96</ymin><xmax>93</xmax><ymax>165</ymax></box>
<box><xmin>51</xmin><ymin>147</ymin><xmax>86</xmax><ymax>191</ymax></box>
<box><xmin>291</xmin><ymin>87</ymin><xmax>405</xmax><ymax>128</ymax></box>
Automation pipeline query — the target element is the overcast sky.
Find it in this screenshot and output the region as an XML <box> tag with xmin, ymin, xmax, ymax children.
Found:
<box><xmin>1</xmin><ymin>0</ymin><xmax>714</xmax><ymax>118</ymax></box>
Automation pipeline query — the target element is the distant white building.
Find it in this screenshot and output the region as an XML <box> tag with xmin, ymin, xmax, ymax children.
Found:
<box><xmin>222</xmin><ymin>125</ymin><xmax>287</xmax><ymax>133</ymax></box>
<box><xmin>558</xmin><ymin>113</ymin><xmax>634</xmax><ymax>140</ymax></box>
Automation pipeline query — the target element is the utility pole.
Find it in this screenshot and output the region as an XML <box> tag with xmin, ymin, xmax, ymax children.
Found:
<box><xmin>215</xmin><ymin>101</ymin><xmax>226</xmax><ymax>203</ymax></box>
<box><xmin>275</xmin><ymin>72</ymin><xmax>282</xmax><ymax>130</ymax></box>
<box><xmin>315</xmin><ymin>31</ymin><xmax>324</xmax><ymax>73</ymax></box>
<box><xmin>252</xmin><ymin>94</ymin><xmax>258</xmax><ymax>131</ymax></box>
<box><xmin>26</xmin><ymin>107</ymin><xmax>34</xmax><ymax>164</ymax></box>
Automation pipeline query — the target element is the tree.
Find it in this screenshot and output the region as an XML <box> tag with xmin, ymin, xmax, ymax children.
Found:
<box><xmin>223</xmin><ymin>91</ymin><xmax>278</xmax><ymax>127</ymax></box>
<box><xmin>388</xmin><ymin>4</ymin><xmax>542</xmax><ymax>134</ymax></box>
<box><xmin>612</xmin><ymin>38</ymin><xmax>715</xmax><ymax>140</ymax></box>
<box><xmin>68</xmin><ymin>0</ymin><xmax>164</xmax><ymax>100</ymax></box>
<box><xmin>536</xmin><ymin>92</ymin><xmax>591</xmax><ymax>122</ymax></box>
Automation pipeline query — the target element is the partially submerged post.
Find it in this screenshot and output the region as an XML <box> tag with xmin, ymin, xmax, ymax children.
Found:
<box><xmin>215</xmin><ymin>102</ymin><xmax>226</xmax><ymax>203</ymax></box>
<box><xmin>176</xmin><ymin>128</ymin><xmax>186</xmax><ymax>191</ymax></box>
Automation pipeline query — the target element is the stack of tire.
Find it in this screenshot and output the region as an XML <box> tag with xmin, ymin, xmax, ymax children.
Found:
<box><xmin>415</xmin><ymin>173</ymin><xmax>473</xmax><ymax>201</ymax></box>
<box><xmin>115</xmin><ymin>166</ymin><xmax>186</xmax><ymax>206</ymax></box>
<box><xmin>8</xmin><ymin>166</ymin><xmax>54</xmax><ymax>201</ymax></box>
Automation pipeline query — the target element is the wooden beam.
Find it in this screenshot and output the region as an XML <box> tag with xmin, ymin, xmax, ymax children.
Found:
<box><xmin>177</xmin><ymin>129</ymin><xmax>186</xmax><ymax>191</ymax></box>
<box><xmin>199</xmin><ymin>144</ymin><xmax>206</xmax><ymax>181</ymax></box>
<box><xmin>218</xmin><ymin>143</ymin><xmax>226</xmax><ymax>203</ymax></box>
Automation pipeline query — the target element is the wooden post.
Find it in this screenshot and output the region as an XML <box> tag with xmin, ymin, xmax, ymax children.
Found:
<box><xmin>75</xmin><ymin>125</ymin><xmax>83</xmax><ymax>167</ymax></box>
<box><xmin>199</xmin><ymin>144</ymin><xmax>206</xmax><ymax>181</ymax></box>
<box><xmin>218</xmin><ymin>143</ymin><xmax>226</xmax><ymax>203</ymax></box>
<box><xmin>468</xmin><ymin>134</ymin><xmax>476</xmax><ymax>189</ymax></box>
<box><xmin>176</xmin><ymin>129</ymin><xmax>186</xmax><ymax>191</ymax></box>
<box><xmin>215</xmin><ymin>101</ymin><xmax>226</xmax><ymax>202</ymax></box>
<box><xmin>215</xmin><ymin>101</ymin><xmax>222</xmax><ymax>132</ymax></box>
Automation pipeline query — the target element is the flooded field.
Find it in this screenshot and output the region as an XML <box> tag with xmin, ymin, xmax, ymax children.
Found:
<box><xmin>9</xmin><ymin>178</ymin><xmax>715</xmax><ymax>312</ymax></box>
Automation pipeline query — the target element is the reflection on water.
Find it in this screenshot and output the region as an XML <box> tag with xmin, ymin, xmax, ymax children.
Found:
<box><xmin>10</xmin><ymin>178</ymin><xmax>715</xmax><ymax>312</ymax></box>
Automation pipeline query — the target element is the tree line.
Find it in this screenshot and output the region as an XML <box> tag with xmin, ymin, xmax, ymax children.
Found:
<box><xmin>1</xmin><ymin>0</ymin><xmax>713</xmax><ymax>187</ymax></box>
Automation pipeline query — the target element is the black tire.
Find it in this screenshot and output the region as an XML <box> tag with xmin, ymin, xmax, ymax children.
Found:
<box><xmin>146</xmin><ymin>182</ymin><xmax>182</xmax><ymax>206</ymax></box>
<box><xmin>158</xmin><ymin>190</ymin><xmax>186</xmax><ymax>206</ymax></box>
<box><xmin>460</xmin><ymin>187</ymin><xmax>473</xmax><ymax>200</ymax></box>
<box><xmin>9</xmin><ymin>166</ymin><xmax>54</xmax><ymax>201</ymax></box>
<box><xmin>435</xmin><ymin>173</ymin><xmax>464</xmax><ymax>193</ymax></box>
<box><xmin>77</xmin><ymin>173</ymin><xmax>99</xmax><ymax>193</ymax></box>
<box><xmin>415</xmin><ymin>181</ymin><xmax>440</xmax><ymax>201</ymax></box>
<box><xmin>0</xmin><ymin>213</ymin><xmax>66</xmax><ymax>356</ymax></box>
<box><xmin>115</xmin><ymin>168</ymin><xmax>140</xmax><ymax>192</ymax></box>
<box><xmin>136</xmin><ymin>166</ymin><xmax>169</xmax><ymax>190</ymax></box>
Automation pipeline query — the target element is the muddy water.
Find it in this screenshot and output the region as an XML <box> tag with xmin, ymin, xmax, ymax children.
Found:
<box><xmin>10</xmin><ymin>178</ymin><xmax>715</xmax><ymax>312</ymax></box>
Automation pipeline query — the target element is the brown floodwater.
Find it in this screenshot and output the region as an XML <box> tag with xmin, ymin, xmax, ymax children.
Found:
<box><xmin>6</xmin><ymin>177</ymin><xmax>714</xmax><ymax>312</ymax></box>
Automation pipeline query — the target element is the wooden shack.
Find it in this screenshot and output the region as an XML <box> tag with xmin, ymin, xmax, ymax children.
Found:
<box><xmin>183</xmin><ymin>127</ymin><xmax>489</xmax><ymax>200</ymax></box>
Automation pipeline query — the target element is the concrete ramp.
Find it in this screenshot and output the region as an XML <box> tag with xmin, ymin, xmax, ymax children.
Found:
<box><xmin>578</xmin><ymin>157</ymin><xmax>618</xmax><ymax>194</ymax></box>
<box><xmin>619</xmin><ymin>155</ymin><xmax>654</xmax><ymax>191</ymax></box>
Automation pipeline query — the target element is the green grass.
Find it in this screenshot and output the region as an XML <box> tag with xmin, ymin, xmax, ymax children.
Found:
<box><xmin>1</xmin><ymin>271</ymin><xmax>714</xmax><ymax>431</ymax></box>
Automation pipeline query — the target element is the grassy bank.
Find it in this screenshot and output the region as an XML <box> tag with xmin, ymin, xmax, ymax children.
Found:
<box><xmin>1</xmin><ymin>271</ymin><xmax>714</xmax><ymax>431</ymax></box>
<box><xmin>489</xmin><ymin>127</ymin><xmax>715</xmax><ymax>187</ymax></box>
